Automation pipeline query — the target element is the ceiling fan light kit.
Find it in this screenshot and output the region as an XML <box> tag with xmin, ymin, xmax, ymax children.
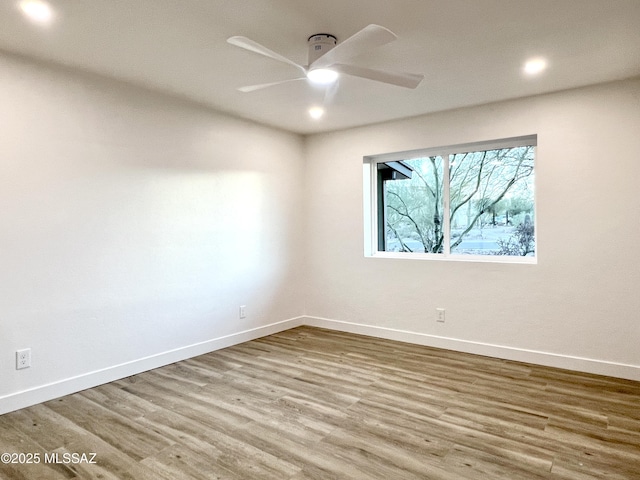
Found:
<box><xmin>227</xmin><ymin>24</ymin><xmax>424</xmax><ymax>94</ymax></box>
<box><xmin>306</xmin><ymin>68</ymin><xmax>339</xmax><ymax>85</ymax></box>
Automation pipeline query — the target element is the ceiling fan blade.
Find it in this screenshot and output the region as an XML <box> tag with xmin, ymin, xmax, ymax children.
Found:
<box><xmin>323</xmin><ymin>79</ymin><xmax>340</xmax><ymax>105</ymax></box>
<box><xmin>227</xmin><ymin>36</ymin><xmax>307</xmax><ymax>74</ymax></box>
<box><xmin>332</xmin><ymin>63</ymin><xmax>424</xmax><ymax>89</ymax></box>
<box><xmin>311</xmin><ymin>24</ymin><xmax>397</xmax><ymax>69</ymax></box>
<box><xmin>237</xmin><ymin>77</ymin><xmax>306</xmax><ymax>93</ymax></box>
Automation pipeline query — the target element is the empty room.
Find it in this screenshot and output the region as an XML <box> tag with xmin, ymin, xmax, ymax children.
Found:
<box><xmin>1</xmin><ymin>0</ymin><xmax>639</xmax><ymax>478</ymax></box>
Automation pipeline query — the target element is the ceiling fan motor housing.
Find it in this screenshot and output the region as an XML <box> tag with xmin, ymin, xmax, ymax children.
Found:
<box><xmin>307</xmin><ymin>34</ymin><xmax>337</xmax><ymax>64</ymax></box>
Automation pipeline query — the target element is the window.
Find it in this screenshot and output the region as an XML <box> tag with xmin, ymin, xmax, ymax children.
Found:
<box><xmin>364</xmin><ymin>136</ymin><xmax>536</xmax><ymax>262</ymax></box>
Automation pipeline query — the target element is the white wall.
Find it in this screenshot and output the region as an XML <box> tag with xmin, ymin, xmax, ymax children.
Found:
<box><xmin>304</xmin><ymin>78</ymin><xmax>640</xmax><ymax>380</ymax></box>
<box><xmin>2</xmin><ymin>51</ymin><xmax>639</xmax><ymax>416</ymax></box>
<box><xmin>0</xmin><ymin>52</ymin><xmax>305</xmax><ymax>413</ymax></box>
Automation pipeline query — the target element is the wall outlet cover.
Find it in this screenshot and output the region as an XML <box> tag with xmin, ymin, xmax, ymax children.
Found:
<box><xmin>16</xmin><ymin>348</ymin><xmax>31</xmax><ymax>370</ymax></box>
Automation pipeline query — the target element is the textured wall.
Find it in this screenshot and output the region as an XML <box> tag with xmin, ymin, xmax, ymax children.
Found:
<box><xmin>304</xmin><ymin>78</ymin><xmax>640</xmax><ymax>379</ymax></box>
<box><xmin>0</xmin><ymin>52</ymin><xmax>305</xmax><ymax>412</ymax></box>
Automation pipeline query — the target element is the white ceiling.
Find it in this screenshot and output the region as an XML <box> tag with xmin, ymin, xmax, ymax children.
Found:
<box><xmin>2</xmin><ymin>0</ymin><xmax>640</xmax><ymax>134</ymax></box>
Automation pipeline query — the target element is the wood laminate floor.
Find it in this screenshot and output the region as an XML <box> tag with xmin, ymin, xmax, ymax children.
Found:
<box><xmin>1</xmin><ymin>326</ymin><xmax>639</xmax><ymax>479</ymax></box>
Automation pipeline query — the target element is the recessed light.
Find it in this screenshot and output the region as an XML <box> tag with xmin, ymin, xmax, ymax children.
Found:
<box><xmin>523</xmin><ymin>57</ymin><xmax>547</xmax><ymax>76</ymax></box>
<box><xmin>309</xmin><ymin>106</ymin><xmax>325</xmax><ymax>119</ymax></box>
<box><xmin>18</xmin><ymin>0</ymin><xmax>54</xmax><ymax>25</ymax></box>
<box><xmin>307</xmin><ymin>68</ymin><xmax>339</xmax><ymax>85</ymax></box>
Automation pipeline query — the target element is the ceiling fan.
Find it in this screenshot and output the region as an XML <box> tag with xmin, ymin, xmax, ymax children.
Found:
<box><xmin>227</xmin><ymin>24</ymin><xmax>424</xmax><ymax>92</ymax></box>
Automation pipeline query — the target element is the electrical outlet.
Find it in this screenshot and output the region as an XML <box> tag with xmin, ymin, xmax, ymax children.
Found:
<box><xmin>239</xmin><ymin>305</ymin><xmax>246</xmax><ymax>319</ymax></box>
<box><xmin>436</xmin><ymin>308</ymin><xmax>445</xmax><ymax>323</ymax></box>
<box><xmin>16</xmin><ymin>348</ymin><xmax>31</xmax><ymax>370</ymax></box>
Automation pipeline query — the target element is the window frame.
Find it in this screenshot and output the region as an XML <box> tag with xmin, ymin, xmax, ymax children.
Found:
<box><xmin>363</xmin><ymin>135</ymin><xmax>537</xmax><ymax>264</ymax></box>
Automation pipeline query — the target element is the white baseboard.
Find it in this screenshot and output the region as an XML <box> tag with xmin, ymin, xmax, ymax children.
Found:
<box><xmin>3</xmin><ymin>314</ymin><xmax>638</xmax><ymax>415</ymax></box>
<box><xmin>0</xmin><ymin>317</ymin><xmax>304</xmax><ymax>415</ymax></box>
<box><xmin>303</xmin><ymin>316</ymin><xmax>640</xmax><ymax>382</ymax></box>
